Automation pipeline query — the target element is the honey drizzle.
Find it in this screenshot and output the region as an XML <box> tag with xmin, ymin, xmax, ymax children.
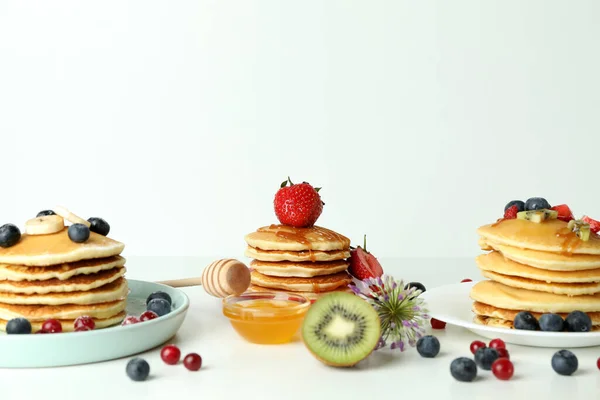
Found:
<box><xmin>555</xmin><ymin>227</ymin><xmax>582</xmax><ymax>255</ymax></box>
<box><xmin>491</xmin><ymin>218</ymin><xmax>505</xmax><ymax>228</ymax></box>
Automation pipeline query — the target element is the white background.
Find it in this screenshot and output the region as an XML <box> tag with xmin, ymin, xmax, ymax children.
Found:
<box><xmin>1</xmin><ymin>0</ymin><xmax>599</xmax><ymax>262</ymax></box>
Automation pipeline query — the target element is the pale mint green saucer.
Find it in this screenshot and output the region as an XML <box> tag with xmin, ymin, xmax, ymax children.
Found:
<box><xmin>0</xmin><ymin>279</ymin><xmax>189</xmax><ymax>368</ymax></box>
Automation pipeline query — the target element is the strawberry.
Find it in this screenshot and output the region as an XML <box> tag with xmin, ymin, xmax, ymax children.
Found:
<box><xmin>582</xmin><ymin>216</ymin><xmax>600</xmax><ymax>234</ymax></box>
<box><xmin>551</xmin><ymin>204</ymin><xmax>574</xmax><ymax>222</ymax></box>
<box><xmin>348</xmin><ymin>235</ymin><xmax>384</xmax><ymax>280</ymax></box>
<box><xmin>273</xmin><ymin>177</ymin><xmax>324</xmax><ymax>227</ymax></box>
<box><xmin>503</xmin><ymin>205</ymin><xmax>518</xmax><ymax>219</ymax></box>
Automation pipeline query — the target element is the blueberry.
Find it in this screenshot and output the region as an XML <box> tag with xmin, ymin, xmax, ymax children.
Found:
<box><xmin>126</xmin><ymin>357</ymin><xmax>150</xmax><ymax>381</ymax></box>
<box><xmin>504</xmin><ymin>200</ymin><xmax>525</xmax><ymax>212</ymax></box>
<box><xmin>525</xmin><ymin>197</ymin><xmax>551</xmax><ymax>211</ymax></box>
<box><xmin>146</xmin><ymin>291</ymin><xmax>172</xmax><ymax>306</ymax></box>
<box><xmin>539</xmin><ymin>313</ymin><xmax>565</xmax><ymax>332</ymax></box>
<box><xmin>404</xmin><ymin>282</ymin><xmax>426</xmax><ymax>293</ymax></box>
<box><xmin>147</xmin><ymin>298</ymin><xmax>171</xmax><ymax>317</ymax></box>
<box><xmin>416</xmin><ymin>335</ymin><xmax>440</xmax><ymax>358</ymax></box>
<box><xmin>87</xmin><ymin>217</ymin><xmax>110</xmax><ymax>236</ymax></box>
<box><xmin>564</xmin><ymin>311</ymin><xmax>592</xmax><ymax>332</ymax></box>
<box><xmin>450</xmin><ymin>357</ymin><xmax>478</xmax><ymax>382</ymax></box>
<box><xmin>36</xmin><ymin>210</ymin><xmax>56</xmax><ymax>217</ymax></box>
<box><xmin>68</xmin><ymin>224</ymin><xmax>90</xmax><ymax>243</ymax></box>
<box><xmin>6</xmin><ymin>318</ymin><xmax>32</xmax><ymax>334</ymax></box>
<box><xmin>0</xmin><ymin>224</ymin><xmax>21</xmax><ymax>248</ymax></box>
<box><xmin>514</xmin><ymin>311</ymin><xmax>539</xmax><ymax>331</ymax></box>
<box><xmin>551</xmin><ymin>350</ymin><xmax>578</xmax><ymax>376</ymax></box>
<box><xmin>474</xmin><ymin>347</ymin><xmax>499</xmax><ymax>370</ymax></box>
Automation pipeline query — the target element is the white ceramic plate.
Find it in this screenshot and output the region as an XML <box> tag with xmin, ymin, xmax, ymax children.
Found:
<box><xmin>0</xmin><ymin>279</ymin><xmax>189</xmax><ymax>368</ymax></box>
<box><xmin>420</xmin><ymin>281</ymin><xmax>600</xmax><ymax>348</ymax></box>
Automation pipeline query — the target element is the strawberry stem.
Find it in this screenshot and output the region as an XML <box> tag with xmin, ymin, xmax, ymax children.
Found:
<box><xmin>363</xmin><ymin>234</ymin><xmax>367</xmax><ymax>252</ymax></box>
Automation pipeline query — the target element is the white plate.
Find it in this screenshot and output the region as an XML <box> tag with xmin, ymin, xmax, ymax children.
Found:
<box><xmin>420</xmin><ymin>281</ymin><xmax>600</xmax><ymax>348</ymax></box>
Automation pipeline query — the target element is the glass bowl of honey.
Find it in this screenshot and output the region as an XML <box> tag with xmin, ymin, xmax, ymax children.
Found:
<box><xmin>222</xmin><ymin>291</ymin><xmax>311</xmax><ymax>344</ymax></box>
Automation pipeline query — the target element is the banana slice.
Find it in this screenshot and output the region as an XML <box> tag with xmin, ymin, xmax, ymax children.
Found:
<box><xmin>52</xmin><ymin>206</ymin><xmax>91</xmax><ymax>227</ymax></box>
<box><xmin>25</xmin><ymin>215</ymin><xmax>65</xmax><ymax>235</ymax></box>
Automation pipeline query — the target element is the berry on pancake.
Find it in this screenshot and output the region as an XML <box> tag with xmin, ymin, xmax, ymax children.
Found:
<box><xmin>551</xmin><ymin>204</ymin><xmax>574</xmax><ymax>222</ymax></box>
<box><xmin>348</xmin><ymin>235</ymin><xmax>383</xmax><ymax>280</ymax></box>
<box><xmin>274</xmin><ymin>177</ymin><xmax>324</xmax><ymax>228</ymax></box>
<box><xmin>581</xmin><ymin>216</ymin><xmax>600</xmax><ymax>234</ymax></box>
<box><xmin>503</xmin><ymin>205</ymin><xmax>519</xmax><ymax>220</ymax></box>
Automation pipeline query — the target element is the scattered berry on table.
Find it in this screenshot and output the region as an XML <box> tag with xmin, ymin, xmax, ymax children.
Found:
<box><xmin>0</xmin><ymin>223</ymin><xmax>21</xmax><ymax>248</ymax></box>
<box><xmin>469</xmin><ymin>340</ymin><xmax>486</xmax><ymax>355</ymax></box>
<box><xmin>404</xmin><ymin>282</ymin><xmax>426</xmax><ymax>294</ymax></box>
<box><xmin>161</xmin><ymin>345</ymin><xmax>181</xmax><ymax>365</ymax></box>
<box><xmin>74</xmin><ymin>316</ymin><xmax>95</xmax><ymax>331</ymax></box>
<box><xmin>492</xmin><ymin>358</ymin><xmax>514</xmax><ymax>380</ymax></box>
<box><xmin>126</xmin><ymin>358</ymin><xmax>150</xmax><ymax>381</ymax></box>
<box><xmin>514</xmin><ymin>311</ymin><xmax>539</xmax><ymax>331</ymax></box>
<box><xmin>183</xmin><ymin>353</ymin><xmax>202</xmax><ymax>371</ymax></box>
<box><xmin>416</xmin><ymin>335</ymin><xmax>440</xmax><ymax>358</ymax></box>
<box><xmin>489</xmin><ymin>338</ymin><xmax>505</xmax><ymax>350</ymax></box>
<box><xmin>504</xmin><ymin>205</ymin><xmax>519</xmax><ymax>219</ymax></box>
<box><xmin>68</xmin><ymin>223</ymin><xmax>90</xmax><ymax>243</ymax></box>
<box><xmin>474</xmin><ymin>347</ymin><xmax>499</xmax><ymax>371</ymax></box>
<box><xmin>139</xmin><ymin>311</ymin><xmax>159</xmax><ymax>322</ymax></box>
<box><xmin>430</xmin><ymin>318</ymin><xmax>446</xmax><ymax>329</ymax></box>
<box><xmin>146</xmin><ymin>291</ymin><xmax>172</xmax><ymax>306</ymax></box>
<box><xmin>36</xmin><ymin>210</ymin><xmax>56</xmax><ymax>217</ymax></box>
<box><xmin>6</xmin><ymin>318</ymin><xmax>32</xmax><ymax>334</ymax></box>
<box><xmin>504</xmin><ymin>200</ymin><xmax>525</xmax><ymax>213</ymax></box>
<box><xmin>564</xmin><ymin>311</ymin><xmax>592</xmax><ymax>332</ymax></box>
<box><xmin>450</xmin><ymin>357</ymin><xmax>478</xmax><ymax>382</ymax></box>
<box><xmin>273</xmin><ymin>177</ymin><xmax>323</xmax><ymax>227</ymax></box>
<box><xmin>525</xmin><ymin>197</ymin><xmax>551</xmax><ymax>211</ymax></box>
<box><xmin>596</xmin><ymin>357</ymin><xmax>600</xmax><ymax>370</ymax></box>
<box><xmin>41</xmin><ymin>319</ymin><xmax>62</xmax><ymax>333</ymax></box>
<box><xmin>551</xmin><ymin>350</ymin><xmax>578</xmax><ymax>376</ymax></box>
<box><xmin>87</xmin><ymin>217</ymin><xmax>110</xmax><ymax>236</ymax></box>
<box><xmin>496</xmin><ymin>348</ymin><xmax>510</xmax><ymax>360</ymax></box>
<box><xmin>539</xmin><ymin>313</ymin><xmax>564</xmax><ymax>332</ymax></box>
<box><xmin>460</xmin><ymin>278</ymin><xmax>472</xmax><ymax>283</ymax></box>
<box><xmin>147</xmin><ymin>298</ymin><xmax>171</xmax><ymax>317</ymax></box>
<box><xmin>122</xmin><ymin>316</ymin><xmax>140</xmax><ymax>325</ymax></box>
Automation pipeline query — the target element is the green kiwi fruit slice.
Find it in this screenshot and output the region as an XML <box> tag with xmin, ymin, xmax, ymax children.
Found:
<box><xmin>301</xmin><ymin>292</ymin><xmax>381</xmax><ymax>367</ymax></box>
<box><xmin>568</xmin><ymin>219</ymin><xmax>591</xmax><ymax>241</ymax></box>
<box><xmin>516</xmin><ymin>209</ymin><xmax>558</xmax><ymax>223</ymax></box>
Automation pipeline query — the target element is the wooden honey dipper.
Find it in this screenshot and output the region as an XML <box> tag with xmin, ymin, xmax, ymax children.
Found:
<box><xmin>157</xmin><ymin>259</ymin><xmax>251</xmax><ymax>298</ymax></box>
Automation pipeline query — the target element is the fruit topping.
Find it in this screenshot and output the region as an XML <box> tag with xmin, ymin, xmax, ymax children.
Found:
<box><xmin>139</xmin><ymin>311</ymin><xmax>159</xmax><ymax>322</ymax></box>
<box><xmin>416</xmin><ymin>335</ymin><xmax>440</xmax><ymax>358</ymax></box>
<box><xmin>348</xmin><ymin>235</ymin><xmax>383</xmax><ymax>280</ymax></box>
<box><xmin>146</xmin><ymin>291</ymin><xmax>172</xmax><ymax>306</ymax></box>
<box><xmin>36</xmin><ymin>210</ymin><xmax>56</xmax><ymax>217</ymax></box>
<box><xmin>514</xmin><ymin>311</ymin><xmax>539</xmax><ymax>330</ymax></box>
<box><xmin>183</xmin><ymin>353</ymin><xmax>202</xmax><ymax>371</ymax></box>
<box><xmin>567</xmin><ymin>219</ymin><xmax>591</xmax><ymax>241</ymax></box>
<box><xmin>504</xmin><ymin>200</ymin><xmax>525</xmax><ymax>213</ymax></box>
<box><xmin>68</xmin><ymin>224</ymin><xmax>90</xmax><ymax>243</ymax></box>
<box><xmin>430</xmin><ymin>318</ymin><xmax>446</xmax><ymax>329</ymax></box>
<box><xmin>461</xmin><ymin>278</ymin><xmax>473</xmax><ymax>283</ymax></box>
<box><xmin>551</xmin><ymin>350</ymin><xmax>578</xmax><ymax>376</ymax></box>
<box><xmin>0</xmin><ymin>224</ymin><xmax>21</xmax><ymax>248</ymax></box>
<box><xmin>301</xmin><ymin>292</ymin><xmax>381</xmax><ymax>367</ymax></box>
<box><xmin>539</xmin><ymin>313</ymin><xmax>564</xmax><ymax>332</ymax></box>
<box><xmin>581</xmin><ymin>216</ymin><xmax>600</xmax><ymax>234</ymax></box>
<box><xmin>488</xmin><ymin>338</ymin><xmax>505</xmax><ymax>350</ymax></box>
<box><xmin>404</xmin><ymin>282</ymin><xmax>426</xmax><ymax>294</ymax></box>
<box><xmin>550</xmin><ymin>204</ymin><xmax>574</xmax><ymax>222</ymax></box>
<box><xmin>75</xmin><ymin>326</ymin><xmax>91</xmax><ymax>332</ymax></box>
<box><xmin>450</xmin><ymin>357</ymin><xmax>478</xmax><ymax>382</ymax></box>
<box><xmin>564</xmin><ymin>310</ymin><xmax>592</xmax><ymax>332</ymax></box>
<box><xmin>273</xmin><ymin>177</ymin><xmax>323</xmax><ymax>228</ymax></box>
<box><xmin>6</xmin><ymin>318</ymin><xmax>32</xmax><ymax>334</ymax></box>
<box><xmin>147</xmin><ymin>298</ymin><xmax>171</xmax><ymax>317</ymax></box>
<box><xmin>503</xmin><ymin>205</ymin><xmax>519</xmax><ymax>220</ymax></box>
<box><xmin>474</xmin><ymin>347</ymin><xmax>499</xmax><ymax>370</ymax></box>
<box><xmin>596</xmin><ymin>357</ymin><xmax>600</xmax><ymax>370</ymax></box>
<box><xmin>525</xmin><ymin>197</ymin><xmax>551</xmax><ymax>211</ymax></box>
<box><xmin>160</xmin><ymin>344</ymin><xmax>181</xmax><ymax>365</ymax></box>
<box><xmin>53</xmin><ymin>206</ymin><xmax>91</xmax><ymax>227</ymax></box>
<box><xmin>517</xmin><ymin>209</ymin><xmax>558</xmax><ymax>223</ymax></box>
<box><xmin>41</xmin><ymin>319</ymin><xmax>62</xmax><ymax>333</ymax></box>
<box><xmin>126</xmin><ymin>357</ymin><xmax>150</xmax><ymax>381</ymax></box>
<box><xmin>496</xmin><ymin>348</ymin><xmax>510</xmax><ymax>360</ymax></box>
<box><xmin>87</xmin><ymin>217</ymin><xmax>110</xmax><ymax>236</ymax></box>
<box><xmin>25</xmin><ymin>215</ymin><xmax>64</xmax><ymax>235</ymax></box>
<box><xmin>74</xmin><ymin>316</ymin><xmax>95</xmax><ymax>331</ymax></box>
<box><xmin>122</xmin><ymin>316</ymin><xmax>140</xmax><ymax>325</ymax></box>
<box><xmin>469</xmin><ymin>340</ymin><xmax>486</xmax><ymax>355</ymax></box>
<box><xmin>492</xmin><ymin>358</ymin><xmax>514</xmax><ymax>380</ymax></box>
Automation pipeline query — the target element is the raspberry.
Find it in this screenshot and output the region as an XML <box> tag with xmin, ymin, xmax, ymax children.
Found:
<box><xmin>504</xmin><ymin>205</ymin><xmax>519</xmax><ymax>219</ymax></box>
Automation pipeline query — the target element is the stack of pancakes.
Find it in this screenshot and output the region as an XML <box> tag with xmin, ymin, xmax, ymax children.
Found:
<box><xmin>471</xmin><ymin>218</ymin><xmax>600</xmax><ymax>331</ymax></box>
<box><xmin>0</xmin><ymin>228</ymin><xmax>127</xmax><ymax>332</ymax></box>
<box><xmin>244</xmin><ymin>224</ymin><xmax>353</xmax><ymax>301</ymax></box>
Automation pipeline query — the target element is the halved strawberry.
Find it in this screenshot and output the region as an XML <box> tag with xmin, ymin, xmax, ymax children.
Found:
<box><xmin>348</xmin><ymin>235</ymin><xmax>383</xmax><ymax>280</ymax></box>
<box><xmin>503</xmin><ymin>205</ymin><xmax>518</xmax><ymax>219</ymax></box>
<box><xmin>551</xmin><ymin>204</ymin><xmax>574</xmax><ymax>222</ymax></box>
<box><xmin>582</xmin><ymin>216</ymin><xmax>600</xmax><ymax>233</ymax></box>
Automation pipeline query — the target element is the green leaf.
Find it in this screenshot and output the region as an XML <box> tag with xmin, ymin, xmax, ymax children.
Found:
<box><xmin>280</xmin><ymin>179</ymin><xmax>288</xmax><ymax>188</ymax></box>
<box><xmin>314</xmin><ymin>187</ymin><xmax>321</xmax><ymax>192</ymax></box>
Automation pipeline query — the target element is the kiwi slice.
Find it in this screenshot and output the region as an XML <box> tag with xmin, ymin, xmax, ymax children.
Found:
<box><xmin>568</xmin><ymin>219</ymin><xmax>591</xmax><ymax>241</ymax></box>
<box><xmin>516</xmin><ymin>209</ymin><xmax>558</xmax><ymax>223</ymax></box>
<box><xmin>301</xmin><ymin>292</ymin><xmax>381</xmax><ymax>367</ymax></box>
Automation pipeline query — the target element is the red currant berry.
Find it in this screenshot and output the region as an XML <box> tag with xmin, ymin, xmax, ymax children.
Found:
<box><xmin>41</xmin><ymin>319</ymin><xmax>62</xmax><ymax>333</ymax></box>
<box><xmin>139</xmin><ymin>311</ymin><xmax>158</xmax><ymax>322</ymax></box>
<box><xmin>469</xmin><ymin>340</ymin><xmax>486</xmax><ymax>354</ymax></box>
<box><xmin>492</xmin><ymin>358</ymin><xmax>514</xmax><ymax>380</ymax></box>
<box><xmin>74</xmin><ymin>316</ymin><xmax>95</xmax><ymax>331</ymax></box>
<box><xmin>183</xmin><ymin>353</ymin><xmax>202</xmax><ymax>371</ymax></box>
<box><xmin>430</xmin><ymin>318</ymin><xmax>446</xmax><ymax>329</ymax></box>
<box><xmin>35</xmin><ymin>330</ymin><xmax>47</xmax><ymax>334</ymax></box>
<box><xmin>160</xmin><ymin>345</ymin><xmax>181</xmax><ymax>365</ymax></box>
<box><xmin>461</xmin><ymin>278</ymin><xmax>473</xmax><ymax>283</ymax></box>
<box><xmin>496</xmin><ymin>348</ymin><xmax>510</xmax><ymax>360</ymax></box>
<box><xmin>596</xmin><ymin>357</ymin><xmax>600</xmax><ymax>370</ymax></box>
<box><xmin>489</xmin><ymin>338</ymin><xmax>506</xmax><ymax>350</ymax></box>
<box><xmin>75</xmin><ymin>326</ymin><xmax>91</xmax><ymax>332</ymax></box>
<box><xmin>121</xmin><ymin>316</ymin><xmax>140</xmax><ymax>326</ymax></box>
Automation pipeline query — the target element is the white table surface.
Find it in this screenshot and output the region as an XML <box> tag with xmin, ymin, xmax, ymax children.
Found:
<box><xmin>3</xmin><ymin>256</ymin><xmax>599</xmax><ymax>400</ymax></box>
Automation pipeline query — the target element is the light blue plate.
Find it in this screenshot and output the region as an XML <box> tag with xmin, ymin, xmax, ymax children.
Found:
<box><xmin>0</xmin><ymin>279</ymin><xmax>189</xmax><ymax>368</ymax></box>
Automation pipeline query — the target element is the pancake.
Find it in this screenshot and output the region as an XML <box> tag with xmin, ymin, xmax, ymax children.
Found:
<box><xmin>0</xmin><ymin>277</ymin><xmax>128</xmax><ymax>305</ymax></box>
<box><xmin>481</xmin><ymin>242</ymin><xmax>600</xmax><ymax>271</ymax></box>
<box><xmin>250</xmin><ymin>270</ymin><xmax>352</xmax><ymax>293</ymax></box>
<box><xmin>477</xmin><ymin>218</ymin><xmax>600</xmax><ymax>255</ymax></box>
<box><xmin>0</xmin><ymin>311</ymin><xmax>126</xmax><ymax>332</ymax></box>
<box><xmin>0</xmin><ymin>267</ymin><xmax>126</xmax><ymax>294</ymax></box>
<box><xmin>470</xmin><ymin>280</ymin><xmax>600</xmax><ymax>313</ymax></box>
<box><xmin>244</xmin><ymin>246</ymin><xmax>350</xmax><ymax>262</ymax></box>
<box><xmin>247</xmin><ymin>284</ymin><xmax>353</xmax><ymax>301</ymax></box>
<box><xmin>0</xmin><ymin>298</ymin><xmax>126</xmax><ymax>321</ymax></box>
<box><xmin>477</xmin><ymin>252</ymin><xmax>600</xmax><ymax>283</ymax></box>
<box><xmin>480</xmin><ymin>270</ymin><xmax>600</xmax><ymax>296</ymax></box>
<box><xmin>0</xmin><ymin>228</ymin><xmax>125</xmax><ymax>266</ymax></box>
<box><xmin>244</xmin><ymin>225</ymin><xmax>350</xmax><ymax>252</ymax></box>
<box><xmin>0</xmin><ymin>256</ymin><xmax>126</xmax><ymax>281</ymax></box>
<box><xmin>473</xmin><ymin>314</ymin><xmax>600</xmax><ymax>332</ymax></box>
<box><xmin>250</xmin><ymin>259</ymin><xmax>348</xmax><ymax>278</ymax></box>
<box><xmin>472</xmin><ymin>301</ymin><xmax>600</xmax><ymax>325</ymax></box>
